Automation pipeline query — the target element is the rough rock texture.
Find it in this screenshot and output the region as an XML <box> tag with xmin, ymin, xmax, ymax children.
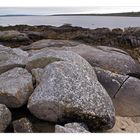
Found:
<box><xmin>61</xmin><ymin>44</ymin><xmax>139</xmax><ymax>75</ymax></box>
<box><xmin>0</xmin><ymin>26</ymin><xmax>140</xmax><ymax>49</ymax></box>
<box><xmin>13</xmin><ymin>118</ymin><xmax>33</xmax><ymax>133</ymax></box>
<box><xmin>94</xmin><ymin>67</ymin><xmax>140</xmax><ymax>116</ymax></box>
<box><xmin>55</xmin><ymin>122</ymin><xmax>89</xmax><ymax>133</ymax></box>
<box><xmin>0</xmin><ymin>67</ymin><xmax>33</xmax><ymax>108</ymax></box>
<box><xmin>0</xmin><ymin>45</ymin><xmax>28</xmax><ymax>74</ymax></box>
<box><xmin>26</xmin><ymin>49</ymin><xmax>97</xmax><ymax>80</ymax></box>
<box><xmin>31</xmin><ymin>68</ymin><xmax>44</xmax><ymax>86</ymax></box>
<box><xmin>28</xmin><ymin>61</ymin><xmax>115</xmax><ymax>131</ymax></box>
<box><xmin>21</xmin><ymin>39</ymin><xmax>80</xmax><ymax>51</ymax></box>
<box><xmin>0</xmin><ymin>104</ymin><xmax>11</xmax><ymax>132</ymax></box>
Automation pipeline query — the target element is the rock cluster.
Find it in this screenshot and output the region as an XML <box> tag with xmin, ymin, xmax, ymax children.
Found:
<box><xmin>0</xmin><ymin>26</ymin><xmax>140</xmax><ymax>133</ymax></box>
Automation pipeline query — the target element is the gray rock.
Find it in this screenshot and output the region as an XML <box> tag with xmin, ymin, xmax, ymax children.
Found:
<box><xmin>60</xmin><ymin>44</ymin><xmax>139</xmax><ymax>75</ymax></box>
<box><xmin>94</xmin><ymin>67</ymin><xmax>140</xmax><ymax>117</ymax></box>
<box><xmin>55</xmin><ymin>122</ymin><xmax>89</xmax><ymax>133</ymax></box>
<box><xmin>26</xmin><ymin>31</ymin><xmax>45</xmax><ymax>41</ymax></box>
<box><xmin>26</xmin><ymin>49</ymin><xmax>97</xmax><ymax>80</ymax></box>
<box><xmin>0</xmin><ymin>45</ymin><xmax>28</xmax><ymax>74</ymax></box>
<box><xmin>0</xmin><ymin>67</ymin><xmax>33</xmax><ymax>108</ymax></box>
<box><xmin>22</xmin><ymin>39</ymin><xmax>80</xmax><ymax>51</ymax></box>
<box><xmin>0</xmin><ymin>30</ymin><xmax>29</xmax><ymax>42</ymax></box>
<box><xmin>113</xmin><ymin>76</ymin><xmax>140</xmax><ymax>116</ymax></box>
<box><xmin>31</xmin><ymin>68</ymin><xmax>44</xmax><ymax>86</ymax></box>
<box><xmin>94</xmin><ymin>67</ymin><xmax>129</xmax><ymax>98</ymax></box>
<box><xmin>13</xmin><ymin>118</ymin><xmax>33</xmax><ymax>133</ymax></box>
<box><xmin>0</xmin><ymin>104</ymin><xmax>11</xmax><ymax>132</ymax></box>
<box><xmin>28</xmin><ymin>61</ymin><xmax>115</xmax><ymax>131</ymax></box>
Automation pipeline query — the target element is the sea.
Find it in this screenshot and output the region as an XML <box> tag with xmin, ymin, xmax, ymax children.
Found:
<box><xmin>0</xmin><ymin>15</ymin><xmax>140</xmax><ymax>29</ymax></box>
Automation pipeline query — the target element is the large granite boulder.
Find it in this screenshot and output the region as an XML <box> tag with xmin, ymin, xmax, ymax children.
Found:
<box><xmin>55</xmin><ymin>122</ymin><xmax>89</xmax><ymax>133</ymax></box>
<box><xmin>26</xmin><ymin>49</ymin><xmax>97</xmax><ymax>80</ymax></box>
<box><xmin>60</xmin><ymin>44</ymin><xmax>139</xmax><ymax>75</ymax></box>
<box><xmin>21</xmin><ymin>39</ymin><xmax>80</xmax><ymax>51</ymax></box>
<box><xmin>0</xmin><ymin>67</ymin><xmax>33</xmax><ymax>108</ymax></box>
<box><xmin>28</xmin><ymin>61</ymin><xmax>115</xmax><ymax>131</ymax></box>
<box><xmin>0</xmin><ymin>45</ymin><xmax>28</xmax><ymax>74</ymax></box>
<box><xmin>0</xmin><ymin>104</ymin><xmax>11</xmax><ymax>132</ymax></box>
<box><xmin>94</xmin><ymin>67</ymin><xmax>140</xmax><ymax>116</ymax></box>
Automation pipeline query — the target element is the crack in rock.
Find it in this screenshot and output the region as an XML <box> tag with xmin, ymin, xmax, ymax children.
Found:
<box><xmin>113</xmin><ymin>75</ymin><xmax>130</xmax><ymax>98</ymax></box>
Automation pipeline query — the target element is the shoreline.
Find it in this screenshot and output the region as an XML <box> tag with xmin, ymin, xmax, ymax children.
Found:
<box><xmin>0</xmin><ymin>24</ymin><xmax>139</xmax><ymax>61</ymax></box>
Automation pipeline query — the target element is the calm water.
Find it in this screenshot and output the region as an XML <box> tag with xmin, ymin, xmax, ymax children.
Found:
<box><xmin>0</xmin><ymin>15</ymin><xmax>140</xmax><ymax>29</ymax></box>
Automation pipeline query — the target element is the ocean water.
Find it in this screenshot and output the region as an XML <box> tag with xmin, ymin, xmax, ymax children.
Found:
<box><xmin>0</xmin><ymin>15</ymin><xmax>140</xmax><ymax>29</ymax></box>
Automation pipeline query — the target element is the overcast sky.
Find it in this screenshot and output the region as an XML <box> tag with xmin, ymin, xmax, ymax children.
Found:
<box><xmin>0</xmin><ymin>7</ymin><xmax>140</xmax><ymax>15</ymax></box>
<box><xmin>0</xmin><ymin>0</ymin><xmax>140</xmax><ymax>7</ymax></box>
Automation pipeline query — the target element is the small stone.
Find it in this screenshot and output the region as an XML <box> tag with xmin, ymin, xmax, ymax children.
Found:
<box><xmin>28</xmin><ymin>61</ymin><xmax>115</xmax><ymax>131</ymax></box>
<box><xmin>0</xmin><ymin>104</ymin><xmax>11</xmax><ymax>132</ymax></box>
<box><xmin>55</xmin><ymin>122</ymin><xmax>90</xmax><ymax>133</ymax></box>
<box><xmin>13</xmin><ymin>118</ymin><xmax>33</xmax><ymax>133</ymax></box>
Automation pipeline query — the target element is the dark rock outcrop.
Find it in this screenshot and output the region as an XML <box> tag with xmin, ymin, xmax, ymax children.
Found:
<box><xmin>0</xmin><ymin>30</ymin><xmax>31</xmax><ymax>46</ymax></box>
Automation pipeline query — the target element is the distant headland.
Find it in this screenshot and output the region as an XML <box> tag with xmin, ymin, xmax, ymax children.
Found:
<box><xmin>52</xmin><ymin>11</ymin><xmax>140</xmax><ymax>17</ymax></box>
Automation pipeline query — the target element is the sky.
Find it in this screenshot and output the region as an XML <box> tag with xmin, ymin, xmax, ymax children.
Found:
<box><xmin>0</xmin><ymin>0</ymin><xmax>140</xmax><ymax>15</ymax></box>
<box><xmin>0</xmin><ymin>7</ymin><xmax>140</xmax><ymax>15</ymax></box>
<box><xmin>0</xmin><ymin>0</ymin><xmax>140</xmax><ymax>7</ymax></box>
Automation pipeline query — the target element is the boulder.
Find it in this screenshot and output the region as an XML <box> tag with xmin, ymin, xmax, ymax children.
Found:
<box><xmin>21</xmin><ymin>39</ymin><xmax>80</xmax><ymax>51</ymax></box>
<box><xmin>0</xmin><ymin>30</ymin><xmax>30</xmax><ymax>42</ymax></box>
<box><xmin>94</xmin><ymin>67</ymin><xmax>140</xmax><ymax>116</ymax></box>
<box><xmin>0</xmin><ymin>67</ymin><xmax>33</xmax><ymax>108</ymax></box>
<box><xmin>0</xmin><ymin>45</ymin><xmax>28</xmax><ymax>74</ymax></box>
<box><xmin>55</xmin><ymin>122</ymin><xmax>89</xmax><ymax>133</ymax></box>
<box><xmin>94</xmin><ymin>67</ymin><xmax>129</xmax><ymax>98</ymax></box>
<box><xmin>26</xmin><ymin>49</ymin><xmax>97</xmax><ymax>80</ymax></box>
<box><xmin>60</xmin><ymin>44</ymin><xmax>139</xmax><ymax>75</ymax></box>
<box><xmin>0</xmin><ymin>104</ymin><xmax>11</xmax><ymax>132</ymax></box>
<box><xmin>12</xmin><ymin>118</ymin><xmax>33</xmax><ymax>133</ymax></box>
<box><xmin>113</xmin><ymin>76</ymin><xmax>140</xmax><ymax>116</ymax></box>
<box><xmin>28</xmin><ymin>61</ymin><xmax>115</xmax><ymax>131</ymax></box>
